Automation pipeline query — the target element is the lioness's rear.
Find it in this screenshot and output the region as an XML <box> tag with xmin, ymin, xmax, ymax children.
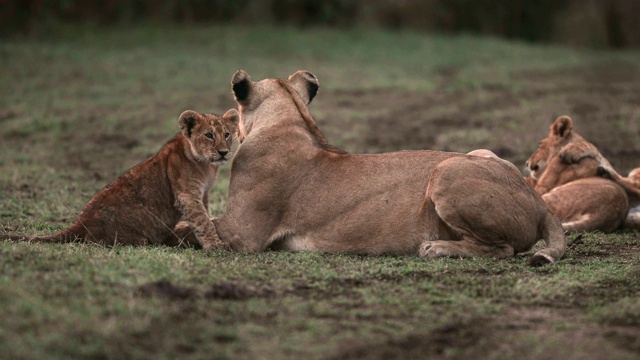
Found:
<box><xmin>421</xmin><ymin>155</ymin><xmax>566</xmax><ymax>265</ymax></box>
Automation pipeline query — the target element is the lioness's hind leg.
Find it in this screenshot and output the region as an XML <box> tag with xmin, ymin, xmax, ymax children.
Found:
<box><xmin>425</xmin><ymin>156</ymin><xmax>550</xmax><ymax>260</ymax></box>
<box><xmin>418</xmin><ymin>237</ymin><xmax>515</xmax><ymax>259</ymax></box>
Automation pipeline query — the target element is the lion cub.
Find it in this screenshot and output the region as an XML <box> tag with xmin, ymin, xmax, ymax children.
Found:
<box><xmin>17</xmin><ymin>109</ymin><xmax>238</xmax><ymax>249</ymax></box>
<box><xmin>524</xmin><ymin>116</ymin><xmax>630</xmax><ymax>233</ymax></box>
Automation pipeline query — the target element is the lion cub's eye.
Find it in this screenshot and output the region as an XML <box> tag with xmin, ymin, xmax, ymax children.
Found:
<box><xmin>224</xmin><ymin>132</ymin><xmax>231</xmax><ymax>139</ymax></box>
<box><xmin>205</xmin><ymin>132</ymin><xmax>214</xmax><ymax>140</ymax></box>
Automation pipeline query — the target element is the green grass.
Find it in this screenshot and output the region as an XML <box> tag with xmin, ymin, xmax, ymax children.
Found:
<box><xmin>1</xmin><ymin>24</ymin><xmax>640</xmax><ymax>359</ymax></box>
<box><xmin>1</xmin><ymin>234</ymin><xmax>638</xmax><ymax>359</ymax></box>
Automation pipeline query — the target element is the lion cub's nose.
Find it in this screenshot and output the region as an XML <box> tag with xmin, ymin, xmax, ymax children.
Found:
<box><xmin>530</xmin><ymin>164</ymin><xmax>539</xmax><ymax>171</ymax></box>
<box><xmin>218</xmin><ymin>150</ymin><xmax>229</xmax><ymax>157</ymax></box>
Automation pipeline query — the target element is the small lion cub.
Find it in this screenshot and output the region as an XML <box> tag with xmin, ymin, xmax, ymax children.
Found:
<box><xmin>14</xmin><ymin>109</ymin><xmax>238</xmax><ymax>250</ymax></box>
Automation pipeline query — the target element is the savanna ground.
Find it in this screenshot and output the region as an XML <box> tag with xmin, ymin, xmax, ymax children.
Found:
<box><xmin>1</xmin><ymin>25</ymin><xmax>640</xmax><ymax>359</ymax></box>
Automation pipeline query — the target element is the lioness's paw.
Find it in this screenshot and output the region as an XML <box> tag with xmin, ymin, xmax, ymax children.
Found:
<box><xmin>418</xmin><ymin>242</ymin><xmax>447</xmax><ymax>258</ymax></box>
<box><xmin>418</xmin><ymin>243</ymin><xmax>431</xmax><ymax>257</ymax></box>
<box><xmin>528</xmin><ymin>254</ymin><xmax>554</xmax><ymax>267</ymax></box>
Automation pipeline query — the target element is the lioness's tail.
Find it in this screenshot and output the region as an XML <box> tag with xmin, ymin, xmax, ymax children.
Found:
<box><xmin>3</xmin><ymin>223</ymin><xmax>88</xmax><ymax>244</ymax></box>
<box><xmin>529</xmin><ymin>211</ymin><xmax>567</xmax><ymax>266</ymax></box>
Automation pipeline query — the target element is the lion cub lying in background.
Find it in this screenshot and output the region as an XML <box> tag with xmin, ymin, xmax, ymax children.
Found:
<box><xmin>9</xmin><ymin>109</ymin><xmax>238</xmax><ymax>249</ymax></box>
<box><xmin>525</xmin><ymin>115</ymin><xmax>635</xmax><ymax>233</ymax></box>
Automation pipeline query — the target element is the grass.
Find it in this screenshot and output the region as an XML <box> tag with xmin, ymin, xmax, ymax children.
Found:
<box><xmin>1</xmin><ymin>24</ymin><xmax>640</xmax><ymax>359</ymax></box>
<box><xmin>1</xmin><ymin>234</ymin><xmax>638</xmax><ymax>359</ymax></box>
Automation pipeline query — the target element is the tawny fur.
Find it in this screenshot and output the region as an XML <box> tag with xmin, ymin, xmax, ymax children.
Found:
<box><xmin>8</xmin><ymin>110</ymin><xmax>238</xmax><ymax>248</ymax></box>
<box><xmin>175</xmin><ymin>70</ymin><xmax>566</xmax><ymax>265</ymax></box>
<box><xmin>525</xmin><ymin>115</ymin><xmax>632</xmax><ymax>233</ymax></box>
<box><xmin>597</xmin><ymin>166</ymin><xmax>640</xmax><ymax>229</ymax></box>
<box><xmin>525</xmin><ymin>115</ymin><xmax>586</xmax><ymax>184</ymax></box>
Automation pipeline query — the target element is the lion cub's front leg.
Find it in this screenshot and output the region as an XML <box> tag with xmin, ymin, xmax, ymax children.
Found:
<box><xmin>176</xmin><ymin>192</ymin><xmax>228</xmax><ymax>251</ymax></box>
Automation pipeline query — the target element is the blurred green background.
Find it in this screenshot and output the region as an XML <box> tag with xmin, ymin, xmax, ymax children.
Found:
<box><xmin>4</xmin><ymin>0</ymin><xmax>640</xmax><ymax>49</ymax></box>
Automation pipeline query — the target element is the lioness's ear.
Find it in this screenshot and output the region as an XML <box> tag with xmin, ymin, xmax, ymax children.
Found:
<box><xmin>231</xmin><ymin>69</ymin><xmax>254</xmax><ymax>105</ymax></box>
<box><xmin>288</xmin><ymin>70</ymin><xmax>319</xmax><ymax>105</ymax></box>
<box><xmin>222</xmin><ymin>108</ymin><xmax>239</xmax><ymax>132</ymax></box>
<box><xmin>178</xmin><ymin>110</ymin><xmax>202</xmax><ymax>138</ymax></box>
<box><xmin>550</xmin><ymin>116</ymin><xmax>573</xmax><ymax>138</ymax></box>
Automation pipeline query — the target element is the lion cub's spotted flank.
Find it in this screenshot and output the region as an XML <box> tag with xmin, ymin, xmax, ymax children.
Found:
<box><xmin>12</xmin><ymin>109</ymin><xmax>238</xmax><ymax>250</ymax></box>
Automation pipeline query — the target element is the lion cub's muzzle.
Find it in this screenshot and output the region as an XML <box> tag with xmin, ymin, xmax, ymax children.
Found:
<box><xmin>211</xmin><ymin>149</ymin><xmax>231</xmax><ymax>165</ymax></box>
<box><xmin>525</xmin><ymin>160</ymin><xmax>545</xmax><ymax>181</ymax></box>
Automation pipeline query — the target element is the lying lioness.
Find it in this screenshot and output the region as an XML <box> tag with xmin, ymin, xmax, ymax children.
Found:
<box><xmin>525</xmin><ymin>116</ymin><xmax>630</xmax><ymax>233</ymax></box>
<box><xmin>7</xmin><ymin>110</ymin><xmax>238</xmax><ymax>248</ymax></box>
<box><xmin>180</xmin><ymin>70</ymin><xmax>565</xmax><ymax>265</ymax></box>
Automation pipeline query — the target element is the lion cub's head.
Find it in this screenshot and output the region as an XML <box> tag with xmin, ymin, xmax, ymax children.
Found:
<box><xmin>178</xmin><ymin>109</ymin><xmax>239</xmax><ymax>165</ymax></box>
<box><xmin>526</xmin><ymin>115</ymin><xmax>585</xmax><ymax>181</ymax></box>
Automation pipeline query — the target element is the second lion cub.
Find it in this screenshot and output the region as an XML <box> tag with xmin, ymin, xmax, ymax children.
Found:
<box><xmin>14</xmin><ymin>109</ymin><xmax>238</xmax><ymax>250</ymax></box>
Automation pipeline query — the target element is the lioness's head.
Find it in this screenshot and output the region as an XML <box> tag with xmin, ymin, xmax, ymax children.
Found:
<box><xmin>525</xmin><ymin>115</ymin><xmax>584</xmax><ymax>181</ymax></box>
<box><xmin>178</xmin><ymin>109</ymin><xmax>239</xmax><ymax>165</ymax></box>
<box><xmin>230</xmin><ymin>69</ymin><xmax>319</xmax><ymax>142</ymax></box>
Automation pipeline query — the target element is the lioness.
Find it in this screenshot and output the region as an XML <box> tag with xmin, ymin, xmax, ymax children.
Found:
<box><xmin>525</xmin><ymin>116</ymin><xmax>628</xmax><ymax>233</ymax></box>
<box><xmin>7</xmin><ymin>109</ymin><xmax>238</xmax><ymax>248</ymax></box>
<box><xmin>188</xmin><ymin>70</ymin><xmax>566</xmax><ymax>265</ymax></box>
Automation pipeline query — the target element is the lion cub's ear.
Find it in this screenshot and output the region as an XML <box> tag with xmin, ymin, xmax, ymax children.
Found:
<box><xmin>550</xmin><ymin>115</ymin><xmax>573</xmax><ymax>139</ymax></box>
<box><xmin>178</xmin><ymin>110</ymin><xmax>203</xmax><ymax>138</ymax></box>
<box><xmin>288</xmin><ymin>70</ymin><xmax>319</xmax><ymax>105</ymax></box>
<box><xmin>231</xmin><ymin>69</ymin><xmax>254</xmax><ymax>106</ymax></box>
<box><xmin>222</xmin><ymin>108</ymin><xmax>239</xmax><ymax>134</ymax></box>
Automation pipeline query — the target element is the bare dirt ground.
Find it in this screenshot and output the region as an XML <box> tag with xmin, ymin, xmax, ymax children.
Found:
<box><xmin>315</xmin><ymin>61</ymin><xmax>640</xmax><ymax>175</ymax></box>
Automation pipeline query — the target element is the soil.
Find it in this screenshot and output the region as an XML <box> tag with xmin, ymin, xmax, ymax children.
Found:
<box><xmin>3</xmin><ymin>62</ymin><xmax>638</xmax><ymax>183</ymax></box>
<box><xmin>315</xmin><ymin>61</ymin><xmax>640</xmax><ymax>175</ymax></box>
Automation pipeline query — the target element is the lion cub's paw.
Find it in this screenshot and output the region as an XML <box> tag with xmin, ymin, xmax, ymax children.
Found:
<box><xmin>559</xmin><ymin>151</ymin><xmax>583</xmax><ymax>164</ymax></box>
<box><xmin>201</xmin><ymin>238</ymin><xmax>232</xmax><ymax>252</ymax></box>
<box><xmin>558</xmin><ymin>142</ymin><xmax>596</xmax><ymax>164</ymax></box>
